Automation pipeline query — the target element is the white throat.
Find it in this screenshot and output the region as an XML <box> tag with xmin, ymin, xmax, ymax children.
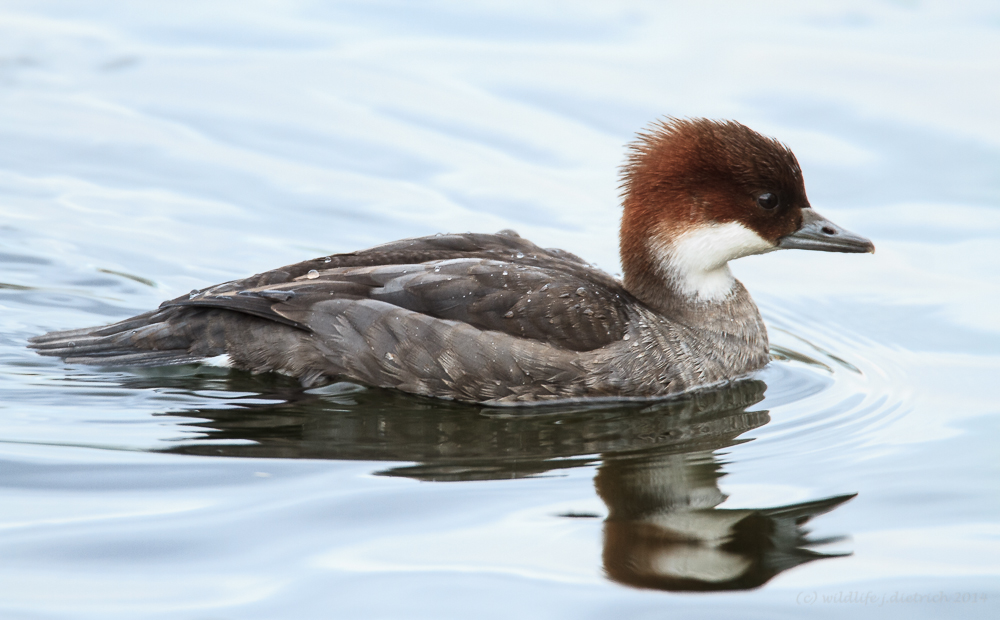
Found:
<box><xmin>650</xmin><ymin>222</ymin><xmax>776</xmax><ymax>302</ymax></box>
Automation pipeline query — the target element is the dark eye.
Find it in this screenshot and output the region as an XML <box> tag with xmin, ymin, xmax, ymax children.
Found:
<box><xmin>757</xmin><ymin>192</ymin><xmax>779</xmax><ymax>209</ymax></box>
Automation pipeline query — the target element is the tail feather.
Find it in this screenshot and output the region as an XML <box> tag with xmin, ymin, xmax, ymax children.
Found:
<box><xmin>66</xmin><ymin>351</ymin><xmax>204</xmax><ymax>367</ymax></box>
<box><xmin>29</xmin><ymin>309</ymin><xmax>216</xmax><ymax>367</ymax></box>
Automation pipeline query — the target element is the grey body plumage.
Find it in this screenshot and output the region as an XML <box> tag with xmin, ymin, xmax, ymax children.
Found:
<box><xmin>29</xmin><ymin>231</ymin><xmax>769</xmax><ymax>405</ymax></box>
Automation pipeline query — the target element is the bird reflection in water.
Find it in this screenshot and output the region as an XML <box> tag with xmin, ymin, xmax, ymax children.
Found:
<box><xmin>142</xmin><ymin>369</ymin><xmax>853</xmax><ymax>592</ymax></box>
<box><xmin>597</xmin><ymin>450</ymin><xmax>851</xmax><ymax>591</ymax></box>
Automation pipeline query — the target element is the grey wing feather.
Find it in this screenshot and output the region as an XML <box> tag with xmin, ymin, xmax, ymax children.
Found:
<box><xmin>163</xmin><ymin>232</ymin><xmax>630</xmax><ymax>351</ymax></box>
<box><xmin>185</xmin><ymin>231</ymin><xmax>606</xmax><ymax>295</ymax></box>
<box><xmin>173</xmin><ymin>256</ymin><xmax>630</xmax><ymax>352</ymax></box>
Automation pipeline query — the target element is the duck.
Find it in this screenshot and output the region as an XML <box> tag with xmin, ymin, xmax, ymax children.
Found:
<box><xmin>29</xmin><ymin>118</ymin><xmax>874</xmax><ymax>405</ymax></box>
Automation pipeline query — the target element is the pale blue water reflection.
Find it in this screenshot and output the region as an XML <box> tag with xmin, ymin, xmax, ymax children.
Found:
<box><xmin>1</xmin><ymin>1</ymin><xmax>999</xmax><ymax>618</ymax></box>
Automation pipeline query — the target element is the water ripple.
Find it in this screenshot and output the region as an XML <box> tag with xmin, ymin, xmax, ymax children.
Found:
<box><xmin>754</xmin><ymin>304</ymin><xmax>914</xmax><ymax>459</ymax></box>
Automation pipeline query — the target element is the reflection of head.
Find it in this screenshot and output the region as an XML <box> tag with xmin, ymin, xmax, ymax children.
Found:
<box><xmin>597</xmin><ymin>451</ymin><xmax>854</xmax><ymax>592</ymax></box>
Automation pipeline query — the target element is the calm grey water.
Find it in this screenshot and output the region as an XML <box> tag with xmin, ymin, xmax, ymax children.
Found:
<box><xmin>1</xmin><ymin>2</ymin><xmax>998</xmax><ymax>618</ymax></box>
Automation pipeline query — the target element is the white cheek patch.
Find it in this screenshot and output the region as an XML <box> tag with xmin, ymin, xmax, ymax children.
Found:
<box><xmin>650</xmin><ymin>222</ymin><xmax>776</xmax><ymax>302</ymax></box>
